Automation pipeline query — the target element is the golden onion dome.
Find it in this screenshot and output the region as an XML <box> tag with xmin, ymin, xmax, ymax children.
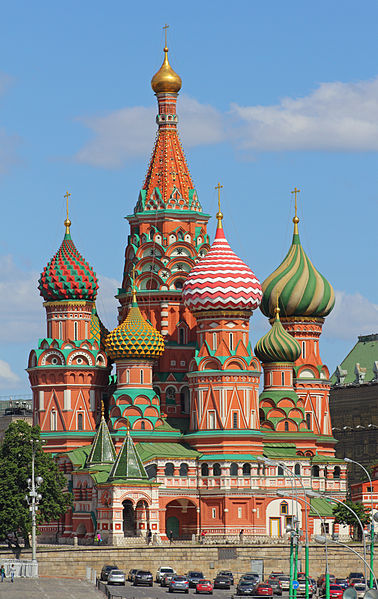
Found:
<box><xmin>151</xmin><ymin>46</ymin><xmax>182</xmax><ymax>93</ymax></box>
<box><xmin>105</xmin><ymin>295</ymin><xmax>164</xmax><ymax>361</ymax></box>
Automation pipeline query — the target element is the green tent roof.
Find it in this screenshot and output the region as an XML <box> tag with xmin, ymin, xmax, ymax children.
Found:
<box><xmin>309</xmin><ymin>497</ymin><xmax>335</xmax><ymax>517</ymax></box>
<box><xmin>108</xmin><ymin>432</ymin><xmax>148</xmax><ymax>481</ymax></box>
<box><xmin>331</xmin><ymin>334</ymin><xmax>378</xmax><ymax>384</ymax></box>
<box><xmin>85</xmin><ymin>415</ymin><xmax>116</xmax><ymax>467</ymax></box>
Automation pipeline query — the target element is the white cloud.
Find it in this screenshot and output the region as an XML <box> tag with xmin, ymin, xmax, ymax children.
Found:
<box><xmin>0</xmin><ymin>359</ymin><xmax>21</xmax><ymax>389</ymax></box>
<box><xmin>232</xmin><ymin>77</ymin><xmax>378</xmax><ymax>152</ymax></box>
<box><xmin>323</xmin><ymin>290</ymin><xmax>378</xmax><ymax>341</ymax></box>
<box><xmin>74</xmin><ymin>94</ymin><xmax>224</xmax><ymax>168</ymax></box>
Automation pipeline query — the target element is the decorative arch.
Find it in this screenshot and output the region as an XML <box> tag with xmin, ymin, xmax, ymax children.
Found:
<box><xmin>200</xmin><ymin>358</ymin><xmax>221</xmax><ymax>371</ymax></box>
<box><xmin>40</xmin><ymin>350</ymin><xmax>65</xmax><ymax>366</ymax></box>
<box><xmin>276</xmin><ymin>419</ymin><xmax>298</xmax><ymax>432</ymax></box>
<box><xmin>223</xmin><ymin>358</ymin><xmax>247</xmax><ymax>371</ymax></box>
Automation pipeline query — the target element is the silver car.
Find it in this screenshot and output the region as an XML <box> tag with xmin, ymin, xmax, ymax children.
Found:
<box><xmin>108</xmin><ymin>569</ymin><xmax>126</xmax><ymax>585</ymax></box>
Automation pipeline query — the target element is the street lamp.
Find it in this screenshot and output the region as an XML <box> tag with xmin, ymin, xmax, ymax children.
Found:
<box><xmin>344</xmin><ymin>457</ymin><xmax>375</xmax><ymax>588</ymax></box>
<box><xmin>307</xmin><ymin>490</ymin><xmax>368</xmax><ymax>583</ymax></box>
<box><xmin>25</xmin><ymin>440</ymin><xmax>43</xmax><ymax>572</ymax></box>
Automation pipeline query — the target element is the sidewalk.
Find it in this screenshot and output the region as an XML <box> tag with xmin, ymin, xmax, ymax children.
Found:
<box><xmin>0</xmin><ymin>577</ymin><xmax>103</xmax><ymax>599</ymax></box>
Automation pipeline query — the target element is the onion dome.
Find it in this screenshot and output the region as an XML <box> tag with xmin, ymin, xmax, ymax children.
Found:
<box><xmin>105</xmin><ymin>288</ymin><xmax>164</xmax><ymax>361</ymax></box>
<box><xmin>151</xmin><ymin>46</ymin><xmax>182</xmax><ymax>93</ymax></box>
<box><xmin>260</xmin><ymin>214</ymin><xmax>335</xmax><ymax>318</ymax></box>
<box><xmin>255</xmin><ymin>306</ymin><xmax>301</xmax><ymax>363</ymax></box>
<box><xmin>39</xmin><ymin>218</ymin><xmax>98</xmax><ymax>302</ymax></box>
<box><xmin>183</xmin><ymin>208</ymin><xmax>262</xmax><ymax>312</ymax></box>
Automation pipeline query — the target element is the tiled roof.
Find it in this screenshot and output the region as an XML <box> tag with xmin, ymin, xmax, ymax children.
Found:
<box><xmin>331</xmin><ymin>334</ymin><xmax>378</xmax><ymax>384</ymax></box>
<box><xmin>85</xmin><ymin>415</ymin><xmax>116</xmax><ymax>467</ymax></box>
<box><xmin>108</xmin><ymin>431</ymin><xmax>148</xmax><ymax>481</ymax></box>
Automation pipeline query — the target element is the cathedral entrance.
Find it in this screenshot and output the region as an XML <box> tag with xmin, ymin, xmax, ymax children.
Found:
<box><xmin>165</xmin><ymin>499</ymin><xmax>197</xmax><ymax>539</ymax></box>
<box><xmin>122</xmin><ymin>499</ymin><xmax>136</xmax><ymax>536</ymax></box>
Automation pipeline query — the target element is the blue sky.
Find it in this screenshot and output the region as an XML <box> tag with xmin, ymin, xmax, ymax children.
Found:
<box><xmin>0</xmin><ymin>0</ymin><xmax>377</xmax><ymax>396</ymax></box>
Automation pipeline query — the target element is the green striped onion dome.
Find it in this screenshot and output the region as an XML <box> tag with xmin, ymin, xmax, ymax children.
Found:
<box><xmin>255</xmin><ymin>307</ymin><xmax>301</xmax><ymax>363</ymax></box>
<box><xmin>105</xmin><ymin>297</ymin><xmax>164</xmax><ymax>361</ymax></box>
<box><xmin>260</xmin><ymin>218</ymin><xmax>335</xmax><ymax>318</ymax></box>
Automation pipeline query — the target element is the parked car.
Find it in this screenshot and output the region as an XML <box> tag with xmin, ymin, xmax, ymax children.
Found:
<box><xmin>318</xmin><ymin>574</ymin><xmax>336</xmax><ymax>588</ymax></box>
<box><xmin>328</xmin><ymin>585</ymin><xmax>344</xmax><ymax>599</ymax></box>
<box><xmin>349</xmin><ymin>578</ymin><xmax>365</xmax><ymax>587</ymax></box>
<box><xmin>335</xmin><ymin>578</ymin><xmax>349</xmax><ymax>590</ymax></box>
<box><xmin>353</xmin><ymin>583</ymin><xmax>367</xmax><ymax>599</ymax></box>
<box><xmin>100</xmin><ymin>565</ymin><xmax>118</xmax><ymax>581</ymax></box>
<box><xmin>214</xmin><ymin>575</ymin><xmax>231</xmax><ymax>589</ymax></box>
<box><xmin>156</xmin><ymin>566</ymin><xmax>176</xmax><ymax>582</ymax></box>
<box><xmin>347</xmin><ymin>573</ymin><xmax>364</xmax><ymax>583</ymax></box>
<box><xmin>196</xmin><ymin>580</ymin><xmax>214</xmax><ymax>594</ymax></box>
<box><xmin>268</xmin><ymin>578</ymin><xmax>282</xmax><ymax>596</ymax></box>
<box><xmin>269</xmin><ymin>573</ymin><xmax>284</xmax><ymax>580</ymax></box>
<box><xmin>237</xmin><ymin>581</ymin><xmax>257</xmax><ymax>595</ymax></box>
<box><xmin>107</xmin><ymin>570</ymin><xmax>126</xmax><ymax>586</ymax></box>
<box><xmin>241</xmin><ymin>574</ymin><xmax>260</xmax><ymax>585</ymax></box>
<box><xmin>169</xmin><ymin>575</ymin><xmax>190</xmax><ymax>593</ymax></box>
<box><xmin>162</xmin><ymin>573</ymin><xmax>176</xmax><ymax>587</ymax></box>
<box><xmin>133</xmin><ymin>570</ymin><xmax>153</xmax><ymax>586</ymax></box>
<box><xmin>218</xmin><ymin>570</ymin><xmax>234</xmax><ymax>584</ymax></box>
<box><xmin>277</xmin><ymin>576</ymin><xmax>290</xmax><ymax>592</ymax></box>
<box><xmin>187</xmin><ymin>571</ymin><xmax>205</xmax><ymax>588</ymax></box>
<box><xmin>296</xmin><ymin>580</ymin><xmax>307</xmax><ymax>597</ymax></box>
<box><xmin>128</xmin><ymin>568</ymin><xmax>138</xmax><ymax>582</ymax></box>
<box><xmin>253</xmin><ymin>583</ymin><xmax>273</xmax><ymax>596</ymax></box>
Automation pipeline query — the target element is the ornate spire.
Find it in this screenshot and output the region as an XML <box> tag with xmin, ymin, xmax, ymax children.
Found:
<box><xmin>107</xmin><ymin>428</ymin><xmax>148</xmax><ymax>481</ymax></box>
<box><xmin>85</xmin><ymin>411</ymin><xmax>117</xmax><ymax>467</ymax></box>
<box><xmin>215</xmin><ymin>182</ymin><xmax>224</xmax><ymax>230</ymax></box>
<box><xmin>260</xmin><ymin>192</ymin><xmax>335</xmax><ymax>319</ymax></box>
<box><xmin>64</xmin><ymin>190</ymin><xmax>71</xmax><ymax>236</ymax></box>
<box><xmin>151</xmin><ymin>27</ymin><xmax>182</xmax><ymax>94</ymax></box>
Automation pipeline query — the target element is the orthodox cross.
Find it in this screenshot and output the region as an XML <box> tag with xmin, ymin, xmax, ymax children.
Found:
<box><xmin>163</xmin><ymin>24</ymin><xmax>169</xmax><ymax>47</ymax></box>
<box><xmin>215</xmin><ymin>182</ymin><xmax>223</xmax><ymax>213</ymax></box>
<box><xmin>64</xmin><ymin>190</ymin><xmax>71</xmax><ymax>221</ymax></box>
<box><xmin>291</xmin><ymin>187</ymin><xmax>300</xmax><ymax>218</ymax></box>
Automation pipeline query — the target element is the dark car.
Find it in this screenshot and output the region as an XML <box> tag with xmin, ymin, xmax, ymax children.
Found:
<box><xmin>169</xmin><ymin>576</ymin><xmax>190</xmax><ymax>593</ymax></box>
<box><xmin>335</xmin><ymin>579</ymin><xmax>349</xmax><ymax>590</ymax></box>
<box><xmin>100</xmin><ymin>565</ymin><xmax>118</xmax><ymax>581</ymax></box>
<box><xmin>218</xmin><ymin>571</ymin><xmax>234</xmax><ymax>585</ymax></box>
<box><xmin>128</xmin><ymin>568</ymin><xmax>139</xmax><ymax>582</ymax></box>
<box><xmin>241</xmin><ymin>575</ymin><xmax>260</xmax><ymax>585</ymax></box>
<box><xmin>214</xmin><ymin>575</ymin><xmax>231</xmax><ymax>589</ymax></box>
<box><xmin>347</xmin><ymin>573</ymin><xmax>364</xmax><ymax>582</ymax></box>
<box><xmin>187</xmin><ymin>571</ymin><xmax>205</xmax><ymax>588</ymax></box>
<box><xmin>237</xmin><ymin>581</ymin><xmax>257</xmax><ymax>596</ymax></box>
<box><xmin>133</xmin><ymin>570</ymin><xmax>153</xmax><ymax>586</ymax></box>
<box><xmin>268</xmin><ymin>578</ymin><xmax>282</xmax><ymax>595</ymax></box>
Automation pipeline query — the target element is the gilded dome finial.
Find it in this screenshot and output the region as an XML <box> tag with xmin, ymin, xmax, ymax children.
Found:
<box><xmin>131</xmin><ymin>265</ymin><xmax>137</xmax><ymax>304</ymax></box>
<box><xmin>215</xmin><ymin>182</ymin><xmax>224</xmax><ymax>229</ymax></box>
<box><xmin>151</xmin><ymin>26</ymin><xmax>182</xmax><ymax>94</ymax></box>
<box><xmin>291</xmin><ymin>187</ymin><xmax>300</xmax><ymax>234</ymax></box>
<box><xmin>64</xmin><ymin>190</ymin><xmax>71</xmax><ymax>236</ymax></box>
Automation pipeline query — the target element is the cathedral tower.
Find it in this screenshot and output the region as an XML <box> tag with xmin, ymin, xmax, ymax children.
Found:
<box><xmin>117</xmin><ymin>43</ymin><xmax>210</xmax><ymax>421</ymax></box>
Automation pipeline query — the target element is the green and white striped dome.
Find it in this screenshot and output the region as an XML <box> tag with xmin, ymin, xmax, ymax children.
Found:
<box><xmin>255</xmin><ymin>307</ymin><xmax>301</xmax><ymax>363</ymax></box>
<box><xmin>260</xmin><ymin>217</ymin><xmax>335</xmax><ymax>319</ymax></box>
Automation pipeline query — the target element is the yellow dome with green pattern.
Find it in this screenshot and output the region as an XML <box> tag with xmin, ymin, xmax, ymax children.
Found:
<box><xmin>105</xmin><ymin>296</ymin><xmax>164</xmax><ymax>361</ymax></box>
<box><xmin>255</xmin><ymin>306</ymin><xmax>301</xmax><ymax>363</ymax></box>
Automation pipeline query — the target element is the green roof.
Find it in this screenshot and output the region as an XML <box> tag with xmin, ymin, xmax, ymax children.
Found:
<box><xmin>85</xmin><ymin>416</ymin><xmax>116</xmax><ymax>467</ymax></box>
<box><xmin>331</xmin><ymin>334</ymin><xmax>378</xmax><ymax>384</ymax></box>
<box><xmin>199</xmin><ymin>454</ymin><xmax>259</xmax><ymax>461</ymax></box>
<box><xmin>309</xmin><ymin>497</ymin><xmax>335</xmax><ymax>518</ymax></box>
<box><xmin>311</xmin><ymin>454</ymin><xmax>344</xmax><ymax>463</ymax></box>
<box><xmin>263</xmin><ymin>443</ymin><xmax>298</xmax><ymax>458</ymax></box>
<box><xmin>136</xmin><ymin>442</ymin><xmax>200</xmax><ymax>462</ymax></box>
<box><xmin>108</xmin><ymin>432</ymin><xmax>148</xmax><ymax>481</ymax></box>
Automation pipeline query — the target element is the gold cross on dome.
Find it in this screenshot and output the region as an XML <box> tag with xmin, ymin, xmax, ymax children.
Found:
<box><xmin>64</xmin><ymin>190</ymin><xmax>71</xmax><ymax>220</ymax></box>
<box><xmin>215</xmin><ymin>182</ymin><xmax>223</xmax><ymax>212</ymax></box>
<box><xmin>291</xmin><ymin>187</ymin><xmax>300</xmax><ymax>218</ymax></box>
<box><xmin>215</xmin><ymin>182</ymin><xmax>224</xmax><ymax>229</ymax></box>
<box><xmin>163</xmin><ymin>24</ymin><xmax>169</xmax><ymax>47</ymax></box>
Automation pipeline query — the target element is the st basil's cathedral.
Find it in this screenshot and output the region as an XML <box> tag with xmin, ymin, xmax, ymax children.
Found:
<box><xmin>27</xmin><ymin>42</ymin><xmax>347</xmax><ymax>544</ymax></box>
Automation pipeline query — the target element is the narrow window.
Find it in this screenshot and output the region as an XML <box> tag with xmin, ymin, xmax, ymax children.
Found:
<box><xmin>312</xmin><ymin>465</ymin><xmax>320</xmax><ymax>478</ymax></box>
<box><xmin>213</xmin><ymin>332</ymin><xmax>217</xmax><ymax>351</ymax></box>
<box><xmin>284</xmin><ymin>421</ymin><xmax>289</xmax><ymax>431</ymax></box>
<box><xmin>58</xmin><ymin>321</ymin><xmax>63</xmax><ymax>339</ymax></box>
<box><xmin>230</xmin><ymin>463</ymin><xmax>238</xmax><ymax>476</ymax></box>
<box><xmin>77</xmin><ymin>413</ymin><xmax>83</xmax><ymax>431</ymax></box>
<box><xmin>141</xmin><ymin>421</ymin><xmax>145</xmax><ymax>430</ymax></box>
<box><xmin>229</xmin><ymin>333</ymin><xmax>234</xmax><ymax>351</ymax></box>
<box><xmin>306</xmin><ymin>413</ymin><xmax>312</xmax><ymax>429</ymax></box>
<box><xmin>294</xmin><ymin>463</ymin><xmax>301</xmax><ymax>475</ymax></box>
<box><xmin>51</xmin><ymin>410</ymin><xmax>57</xmax><ymax>431</ymax></box>
<box><xmin>85</xmin><ymin>322</ymin><xmax>88</xmax><ymax>339</ymax></box>
<box><xmin>208</xmin><ymin>411</ymin><xmax>216</xmax><ymax>429</ymax></box>
<box><xmin>201</xmin><ymin>463</ymin><xmax>209</xmax><ymax>477</ymax></box>
<box><xmin>280</xmin><ymin>501</ymin><xmax>288</xmax><ymax>515</ymax></box>
<box><xmin>126</xmin><ymin>369</ymin><xmax>130</xmax><ymax>384</ymax></box>
<box><xmin>213</xmin><ymin>463</ymin><xmax>221</xmax><ymax>477</ymax></box>
<box><xmin>242</xmin><ymin>463</ymin><xmax>251</xmax><ymax>476</ymax></box>
<box><xmin>232</xmin><ymin>412</ymin><xmax>238</xmax><ymax>429</ymax></box>
<box><xmin>333</xmin><ymin>466</ymin><xmax>341</xmax><ymax>479</ymax></box>
<box><xmin>278</xmin><ymin>466</ymin><xmax>284</xmax><ymax>476</ymax></box>
<box><xmin>165</xmin><ymin>462</ymin><xmax>174</xmax><ymax>476</ymax></box>
<box><xmin>140</xmin><ymin>369</ymin><xmax>144</xmax><ymax>384</ymax></box>
<box><xmin>281</xmin><ymin>372</ymin><xmax>285</xmax><ymax>386</ymax></box>
<box><xmin>302</xmin><ymin>341</ymin><xmax>306</xmax><ymax>358</ymax></box>
<box><xmin>179</xmin><ymin>328</ymin><xmax>185</xmax><ymax>344</ymax></box>
<box><xmin>74</xmin><ymin>321</ymin><xmax>78</xmax><ymax>341</ymax></box>
<box><xmin>212</xmin><ymin>507</ymin><xmax>216</xmax><ymax>519</ymax></box>
<box><xmin>238</xmin><ymin>507</ymin><xmax>242</xmax><ymax>519</ymax></box>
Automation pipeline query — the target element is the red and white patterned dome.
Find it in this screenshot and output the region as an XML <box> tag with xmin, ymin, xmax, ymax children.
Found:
<box><xmin>183</xmin><ymin>220</ymin><xmax>262</xmax><ymax>312</ymax></box>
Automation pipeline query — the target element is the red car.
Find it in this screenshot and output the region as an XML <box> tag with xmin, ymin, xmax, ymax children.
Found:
<box><xmin>196</xmin><ymin>580</ymin><xmax>213</xmax><ymax>594</ymax></box>
<box><xmin>254</xmin><ymin>584</ymin><xmax>273</xmax><ymax>596</ymax></box>
<box><xmin>329</xmin><ymin>585</ymin><xmax>344</xmax><ymax>599</ymax></box>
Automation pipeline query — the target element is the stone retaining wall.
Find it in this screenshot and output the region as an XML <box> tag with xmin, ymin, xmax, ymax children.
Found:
<box><xmin>0</xmin><ymin>543</ymin><xmax>375</xmax><ymax>580</ymax></box>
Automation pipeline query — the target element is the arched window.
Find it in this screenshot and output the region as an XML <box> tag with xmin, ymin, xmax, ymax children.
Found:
<box><xmin>145</xmin><ymin>463</ymin><xmax>157</xmax><ymax>479</ymax></box>
<box><xmin>51</xmin><ymin>410</ymin><xmax>57</xmax><ymax>431</ymax></box>
<box><xmin>230</xmin><ymin>463</ymin><xmax>238</xmax><ymax>476</ymax></box>
<box><xmin>153</xmin><ymin>386</ymin><xmax>161</xmax><ymax>398</ymax></box>
<box><xmin>333</xmin><ymin>466</ymin><xmax>341</xmax><ymax>479</ymax></box>
<box><xmin>179</xmin><ymin>327</ymin><xmax>186</xmax><ymax>344</ymax></box>
<box><xmin>324</xmin><ymin>466</ymin><xmax>328</xmax><ymax>479</ymax></box>
<box><xmin>74</xmin><ymin>321</ymin><xmax>79</xmax><ymax>341</ymax></box>
<box><xmin>312</xmin><ymin>465</ymin><xmax>320</xmax><ymax>478</ymax></box>
<box><xmin>201</xmin><ymin>463</ymin><xmax>209</xmax><ymax>477</ymax></box>
<box><xmin>140</xmin><ymin>369</ymin><xmax>144</xmax><ymax>384</ymax></box>
<box><xmin>165</xmin><ymin>462</ymin><xmax>174</xmax><ymax>476</ymax></box>
<box><xmin>281</xmin><ymin>372</ymin><xmax>285</xmax><ymax>386</ymax></box>
<box><xmin>126</xmin><ymin>369</ymin><xmax>130</xmax><ymax>384</ymax></box>
<box><xmin>141</xmin><ymin>421</ymin><xmax>145</xmax><ymax>430</ymax></box>
<box><xmin>259</xmin><ymin>408</ymin><xmax>265</xmax><ymax>423</ymax></box>
<box><xmin>280</xmin><ymin>501</ymin><xmax>289</xmax><ymax>515</ymax></box>
<box><xmin>242</xmin><ymin>463</ymin><xmax>251</xmax><ymax>476</ymax></box>
<box><xmin>77</xmin><ymin>413</ymin><xmax>83</xmax><ymax>431</ymax></box>
<box><xmin>302</xmin><ymin>341</ymin><xmax>306</xmax><ymax>358</ymax></box>
<box><xmin>294</xmin><ymin>463</ymin><xmax>301</xmax><ymax>475</ymax></box>
<box><xmin>232</xmin><ymin>412</ymin><xmax>239</xmax><ymax>429</ymax></box>
<box><xmin>277</xmin><ymin>465</ymin><xmax>284</xmax><ymax>476</ymax></box>
<box><xmin>179</xmin><ymin>463</ymin><xmax>188</xmax><ymax>477</ymax></box>
<box><xmin>180</xmin><ymin>386</ymin><xmax>190</xmax><ymax>413</ymax></box>
<box><xmin>229</xmin><ymin>333</ymin><xmax>234</xmax><ymax>351</ymax></box>
<box><xmin>306</xmin><ymin>413</ymin><xmax>312</xmax><ymax>429</ymax></box>
<box><xmin>213</xmin><ymin>333</ymin><xmax>217</xmax><ymax>351</ymax></box>
<box><xmin>284</xmin><ymin>421</ymin><xmax>289</xmax><ymax>431</ymax></box>
<box><xmin>213</xmin><ymin>463</ymin><xmax>221</xmax><ymax>477</ymax></box>
<box><xmin>166</xmin><ymin>387</ymin><xmax>176</xmax><ymax>404</ymax></box>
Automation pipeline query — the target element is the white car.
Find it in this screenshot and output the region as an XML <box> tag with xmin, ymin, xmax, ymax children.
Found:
<box><xmin>353</xmin><ymin>584</ymin><xmax>366</xmax><ymax>599</ymax></box>
<box><xmin>156</xmin><ymin>567</ymin><xmax>176</xmax><ymax>583</ymax></box>
<box><xmin>107</xmin><ymin>569</ymin><xmax>126</xmax><ymax>586</ymax></box>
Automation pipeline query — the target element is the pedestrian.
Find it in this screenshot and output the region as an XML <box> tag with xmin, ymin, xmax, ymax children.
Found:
<box><xmin>10</xmin><ymin>563</ymin><xmax>16</xmax><ymax>583</ymax></box>
<box><xmin>96</xmin><ymin>532</ymin><xmax>102</xmax><ymax>544</ymax></box>
<box><xmin>147</xmin><ymin>528</ymin><xmax>152</xmax><ymax>545</ymax></box>
<box><xmin>168</xmin><ymin>529</ymin><xmax>174</xmax><ymax>544</ymax></box>
<box><xmin>0</xmin><ymin>565</ymin><xmax>5</xmax><ymax>582</ymax></box>
<box><xmin>239</xmin><ymin>529</ymin><xmax>244</xmax><ymax>543</ymax></box>
<box><xmin>200</xmin><ymin>530</ymin><xmax>206</xmax><ymax>544</ymax></box>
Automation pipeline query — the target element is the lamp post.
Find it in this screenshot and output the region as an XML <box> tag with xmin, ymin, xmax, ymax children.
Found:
<box><xmin>307</xmin><ymin>490</ymin><xmax>368</xmax><ymax>584</ymax></box>
<box><xmin>345</xmin><ymin>457</ymin><xmax>375</xmax><ymax>588</ymax></box>
<box><xmin>25</xmin><ymin>440</ymin><xmax>43</xmax><ymax>573</ymax></box>
<box><xmin>278</xmin><ymin>490</ymin><xmax>330</xmax><ymax>599</ymax></box>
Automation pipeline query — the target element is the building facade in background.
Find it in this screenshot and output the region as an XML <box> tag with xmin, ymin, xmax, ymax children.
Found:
<box><xmin>28</xmin><ymin>44</ymin><xmax>348</xmax><ymax>545</ymax></box>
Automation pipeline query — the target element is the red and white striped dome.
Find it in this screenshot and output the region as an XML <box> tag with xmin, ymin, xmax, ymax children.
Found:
<box><xmin>183</xmin><ymin>221</ymin><xmax>262</xmax><ymax>312</ymax></box>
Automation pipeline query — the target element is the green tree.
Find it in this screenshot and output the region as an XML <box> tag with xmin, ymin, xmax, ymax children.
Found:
<box><xmin>0</xmin><ymin>420</ymin><xmax>71</xmax><ymax>550</ymax></box>
<box><xmin>333</xmin><ymin>499</ymin><xmax>370</xmax><ymax>540</ymax></box>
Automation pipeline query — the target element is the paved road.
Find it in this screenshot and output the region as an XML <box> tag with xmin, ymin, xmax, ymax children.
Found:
<box><xmin>0</xmin><ymin>577</ymin><xmax>103</xmax><ymax>599</ymax></box>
